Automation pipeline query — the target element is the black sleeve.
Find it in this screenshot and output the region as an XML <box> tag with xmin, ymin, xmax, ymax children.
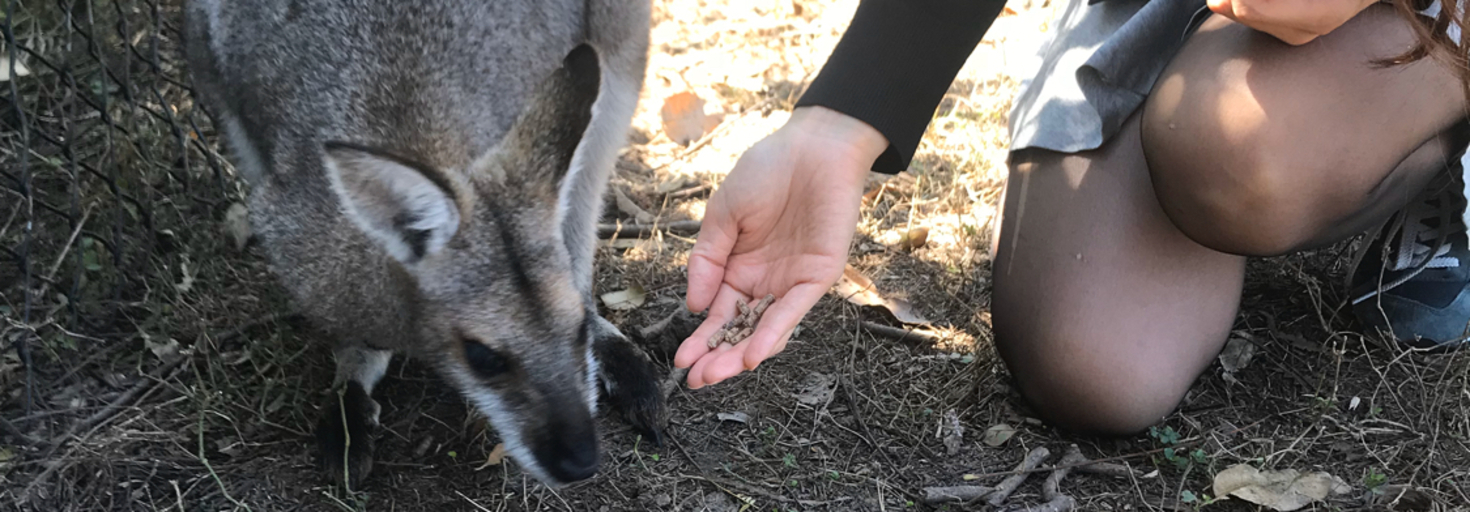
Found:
<box><xmin>794</xmin><ymin>0</ymin><xmax>1008</xmax><ymax>174</ymax></box>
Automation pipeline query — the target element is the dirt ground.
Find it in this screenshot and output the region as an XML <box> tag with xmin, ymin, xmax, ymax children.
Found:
<box><xmin>3</xmin><ymin>0</ymin><xmax>1469</xmax><ymax>510</ymax></box>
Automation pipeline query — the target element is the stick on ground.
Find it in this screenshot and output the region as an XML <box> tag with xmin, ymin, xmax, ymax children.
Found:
<box><xmin>598</xmin><ymin>220</ymin><xmax>702</xmax><ymax>239</ymax></box>
<box><xmin>859</xmin><ymin>321</ymin><xmax>942</xmax><ymax>346</ymax></box>
<box><xmin>987</xmin><ymin>446</ymin><xmax>1051</xmax><ymax>506</ymax></box>
<box><xmin>1026</xmin><ymin>445</ymin><xmax>1087</xmax><ymax>512</ymax></box>
<box><xmin>921</xmin><ymin>485</ymin><xmax>996</xmax><ymax>505</ymax></box>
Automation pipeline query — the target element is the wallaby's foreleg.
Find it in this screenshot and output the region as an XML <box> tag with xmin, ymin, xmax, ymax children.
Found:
<box><xmin>316</xmin><ymin>346</ymin><xmax>391</xmax><ymax>489</ymax></box>
<box><xmin>590</xmin><ymin>316</ymin><xmax>666</xmax><ymax>444</ymax></box>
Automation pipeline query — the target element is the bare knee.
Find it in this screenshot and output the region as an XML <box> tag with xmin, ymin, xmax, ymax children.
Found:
<box><xmin>1005</xmin><ymin>353</ymin><xmax>1187</xmax><ymax>436</ymax></box>
<box><xmin>994</xmin><ymin>321</ymin><xmax>1207</xmax><ymax>436</ymax></box>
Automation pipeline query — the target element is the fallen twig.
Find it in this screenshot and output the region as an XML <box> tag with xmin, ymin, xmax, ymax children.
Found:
<box><xmin>613</xmin><ymin>186</ymin><xmax>656</xmax><ymax>224</ymax></box>
<box><xmin>1024</xmin><ymin>445</ymin><xmax>1087</xmax><ymax>512</ymax></box>
<box><xmin>860</xmin><ymin>321</ymin><xmax>943</xmax><ymax>346</ymax></box>
<box><xmin>1074</xmin><ymin>460</ymin><xmax>1137</xmax><ymax>478</ymax></box>
<box><xmin>922</xmin><ymin>485</ymin><xmax>996</xmax><ymax>505</ymax></box>
<box><xmin>988</xmin><ymin>446</ymin><xmax>1051</xmax><ymax>506</ymax></box>
<box><xmin>598</xmin><ymin>219</ymin><xmax>702</xmax><ymax>239</ymax></box>
<box><xmin>667</xmin><ymin>182</ymin><xmax>713</xmax><ymax>199</ymax></box>
<box><xmin>964</xmin><ymin>416</ymin><xmax>1274</xmax><ymax>481</ymax></box>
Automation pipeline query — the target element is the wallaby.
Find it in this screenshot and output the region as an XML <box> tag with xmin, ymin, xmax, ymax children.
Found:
<box><xmin>182</xmin><ymin>0</ymin><xmax>662</xmax><ymax>488</ymax></box>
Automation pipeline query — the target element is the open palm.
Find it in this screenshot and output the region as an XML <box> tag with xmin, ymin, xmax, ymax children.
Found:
<box><xmin>674</xmin><ymin>107</ymin><xmax>885</xmax><ymax>389</ymax></box>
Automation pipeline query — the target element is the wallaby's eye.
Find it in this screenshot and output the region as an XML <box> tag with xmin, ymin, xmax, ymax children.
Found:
<box><xmin>462</xmin><ymin>338</ymin><xmax>510</xmax><ymax>378</ymax></box>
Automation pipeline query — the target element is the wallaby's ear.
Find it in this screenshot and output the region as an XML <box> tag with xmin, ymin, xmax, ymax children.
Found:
<box><xmin>481</xmin><ymin>44</ymin><xmax>600</xmax><ymax>190</ymax></box>
<box><xmin>324</xmin><ymin>142</ymin><xmax>461</xmax><ymax>264</ymax></box>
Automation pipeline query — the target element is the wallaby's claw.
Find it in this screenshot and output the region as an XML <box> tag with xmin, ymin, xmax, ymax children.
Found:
<box><xmin>316</xmin><ymin>382</ymin><xmax>378</xmax><ymax>490</ymax></box>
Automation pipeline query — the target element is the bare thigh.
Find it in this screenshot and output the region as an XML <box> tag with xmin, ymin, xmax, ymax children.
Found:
<box><xmin>993</xmin><ymin>5</ymin><xmax>1468</xmax><ymax>436</ymax></box>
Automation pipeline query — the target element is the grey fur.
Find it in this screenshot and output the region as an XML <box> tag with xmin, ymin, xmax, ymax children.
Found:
<box><xmin>184</xmin><ymin>0</ymin><xmax>659</xmax><ymax>487</ymax></box>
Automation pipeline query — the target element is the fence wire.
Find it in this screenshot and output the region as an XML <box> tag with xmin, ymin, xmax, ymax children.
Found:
<box><xmin>1</xmin><ymin>0</ymin><xmax>231</xmax><ymax>418</ymax></box>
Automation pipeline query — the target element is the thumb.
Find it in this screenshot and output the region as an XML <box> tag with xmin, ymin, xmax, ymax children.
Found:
<box><xmin>1205</xmin><ymin>0</ymin><xmax>1235</xmax><ymax>19</ymax></box>
<box><xmin>686</xmin><ymin>197</ymin><xmax>738</xmax><ymax>314</ymax></box>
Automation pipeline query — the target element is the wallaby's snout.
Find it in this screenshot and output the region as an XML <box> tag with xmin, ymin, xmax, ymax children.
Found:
<box><xmin>534</xmin><ymin>403</ymin><xmax>600</xmax><ymax>483</ymax></box>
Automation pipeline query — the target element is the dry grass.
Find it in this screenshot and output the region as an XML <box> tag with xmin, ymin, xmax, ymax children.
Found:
<box><xmin>2</xmin><ymin>0</ymin><xmax>1468</xmax><ymax>510</ymax></box>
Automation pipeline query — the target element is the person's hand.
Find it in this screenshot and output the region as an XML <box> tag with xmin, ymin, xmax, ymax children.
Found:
<box><xmin>674</xmin><ymin>106</ymin><xmax>887</xmax><ymax>389</ymax></box>
<box><xmin>1206</xmin><ymin>0</ymin><xmax>1380</xmax><ymax>45</ymax></box>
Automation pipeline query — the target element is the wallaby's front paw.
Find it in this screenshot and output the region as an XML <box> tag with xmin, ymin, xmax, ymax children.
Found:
<box><xmin>631</xmin><ymin>309</ymin><xmax>705</xmax><ymax>361</ymax></box>
<box><xmin>316</xmin><ymin>381</ymin><xmax>379</xmax><ymax>489</ymax></box>
<box><xmin>595</xmin><ymin>333</ymin><xmax>667</xmax><ymax>446</ymax></box>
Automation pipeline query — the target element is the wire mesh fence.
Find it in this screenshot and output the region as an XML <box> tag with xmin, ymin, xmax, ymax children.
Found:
<box><xmin>1</xmin><ymin>0</ymin><xmax>246</xmax><ymax>502</ymax></box>
<box><xmin>2</xmin><ymin>0</ymin><xmax>230</xmax><ymax>405</ymax></box>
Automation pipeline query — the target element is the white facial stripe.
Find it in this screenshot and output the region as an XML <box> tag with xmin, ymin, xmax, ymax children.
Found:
<box><xmin>585</xmin><ymin>342</ymin><xmax>600</xmax><ymax>414</ymax></box>
<box><xmin>447</xmin><ymin>367</ymin><xmax>555</xmax><ymax>484</ymax></box>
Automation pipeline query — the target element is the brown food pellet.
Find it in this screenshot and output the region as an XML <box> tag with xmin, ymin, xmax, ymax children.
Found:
<box><xmin>707</xmin><ymin>294</ymin><xmax>776</xmax><ymax>348</ymax></box>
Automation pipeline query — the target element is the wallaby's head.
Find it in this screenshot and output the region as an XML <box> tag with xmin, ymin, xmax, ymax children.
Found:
<box><xmin>322</xmin><ymin>45</ymin><xmax>604</xmax><ymax>485</ymax></box>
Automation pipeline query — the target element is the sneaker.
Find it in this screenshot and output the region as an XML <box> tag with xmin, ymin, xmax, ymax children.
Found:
<box><xmin>1349</xmin><ymin>169</ymin><xmax>1470</xmax><ymax>350</ymax></box>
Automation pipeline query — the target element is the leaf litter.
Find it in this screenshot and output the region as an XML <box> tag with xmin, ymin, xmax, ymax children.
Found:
<box><xmin>1212</xmin><ymin>463</ymin><xmax>1351</xmax><ymax>511</ymax></box>
<box><xmin>832</xmin><ymin>264</ymin><xmax>931</xmax><ymax>325</ymax></box>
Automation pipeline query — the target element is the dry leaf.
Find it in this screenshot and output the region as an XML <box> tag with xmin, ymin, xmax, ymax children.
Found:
<box><xmin>600</xmin><ymin>285</ymin><xmax>647</xmax><ymax>311</ymax></box>
<box><xmin>1218</xmin><ymin>336</ymin><xmax>1256</xmax><ymax>386</ymax></box>
<box><xmin>1212</xmin><ymin>464</ymin><xmax>1351</xmax><ymax>511</ymax></box>
<box><xmin>942</xmin><ymin>410</ymin><xmax>964</xmax><ymax>455</ymax></box>
<box><xmin>832</xmin><ymin>265</ymin><xmax>931</xmax><ymax>325</ymax></box>
<box><xmin>1218</xmin><ymin>336</ymin><xmax>1256</xmax><ymax>373</ymax></box>
<box><xmin>142</xmin><ymin>332</ymin><xmax>180</xmax><ymax>362</ymax></box>
<box><xmin>982</xmin><ymin>423</ymin><xmax>1017</xmax><ymax>447</ymax></box>
<box><xmin>717</xmin><ymin>412</ymin><xmax>750</xmax><ymax>424</ymax></box>
<box><xmin>0</xmin><ymin>56</ymin><xmax>30</xmax><ymax>82</ymax></box>
<box><xmin>174</xmin><ymin>257</ymin><xmax>195</xmax><ymax>293</ymax></box>
<box><xmin>224</xmin><ymin>202</ymin><xmax>252</xmax><ymax>251</ymax></box>
<box><xmin>793</xmin><ymin>372</ymin><xmax>836</xmax><ymax>406</ymax></box>
<box><xmin>475</xmin><ymin>443</ymin><xmax>507</xmax><ymax>470</ymax></box>
<box><xmin>660</xmin><ymin>91</ymin><xmax>719</xmax><ymax>145</ymax></box>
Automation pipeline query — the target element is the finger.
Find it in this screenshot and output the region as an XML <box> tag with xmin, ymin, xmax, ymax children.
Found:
<box><xmin>674</xmin><ymin>285</ymin><xmax>748</xmax><ymax>369</ymax></box>
<box><xmin>768</xmin><ymin>327</ymin><xmax>793</xmax><ymax>358</ymax></box>
<box><xmin>741</xmin><ymin>281</ymin><xmax>828</xmax><ymax>370</ymax></box>
<box><xmin>685</xmin><ymin>342</ymin><xmax>734</xmax><ymax>389</ymax></box>
<box><xmin>685</xmin><ymin>196</ymin><xmax>739</xmax><ymax>314</ymax></box>
<box><xmin>673</xmin><ymin>315</ymin><xmax>728</xmax><ymax>370</ymax></box>
<box><xmin>1205</xmin><ymin>0</ymin><xmax>1234</xmax><ymax>19</ymax></box>
<box><xmin>697</xmin><ymin>346</ymin><xmax>756</xmax><ymax>386</ymax></box>
<box><xmin>703</xmin><ymin>323</ymin><xmax>795</xmax><ymax>385</ymax></box>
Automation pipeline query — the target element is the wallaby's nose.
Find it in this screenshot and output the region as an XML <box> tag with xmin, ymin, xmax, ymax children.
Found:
<box><xmin>551</xmin><ymin>439</ymin><xmax>599</xmax><ymax>483</ymax></box>
<box><xmin>535</xmin><ymin>418</ymin><xmax>600</xmax><ymax>483</ymax></box>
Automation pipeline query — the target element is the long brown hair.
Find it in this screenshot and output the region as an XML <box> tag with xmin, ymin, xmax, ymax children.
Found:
<box><xmin>1385</xmin><ymin>0</ymin><xmax>1470</xmax><ymax>98</ymax></box>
